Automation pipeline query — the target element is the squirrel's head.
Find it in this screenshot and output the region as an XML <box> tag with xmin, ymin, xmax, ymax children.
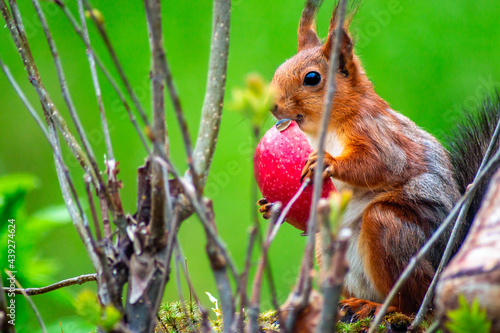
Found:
<box><xmin>271</xmin><ymin>2</ymin><xmax>369</xmax><ymax>134</ymax></box>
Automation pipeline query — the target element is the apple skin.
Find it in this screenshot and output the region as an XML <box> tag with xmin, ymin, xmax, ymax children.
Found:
<box><xmin>254</xmin><ymin>120</ymin><xmax>336</xmax><ymax>231</ymax></box>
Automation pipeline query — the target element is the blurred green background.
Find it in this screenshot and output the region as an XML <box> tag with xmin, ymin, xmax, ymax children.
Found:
<box><xmin>0</xmin><ymin>0</ymin><xmax>499</xmax><ymax>331</ymax></box>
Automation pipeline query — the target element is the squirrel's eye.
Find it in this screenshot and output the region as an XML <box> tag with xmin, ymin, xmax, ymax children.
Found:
<box><xmin>303</xmin><ymin>71</ymin><xmax>321</xmax><ymax>86</ymax></box>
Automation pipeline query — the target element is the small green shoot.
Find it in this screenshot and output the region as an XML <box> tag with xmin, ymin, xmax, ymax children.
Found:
<box><xmin>445</xmin><ymin>295</ymin><xmax>491</xmax><ymax>333</ymax></box>
<box><xmin>227</xmin><ymin>74</ymin><xmax>276</xmax><ymax>128</ymax></box>
<box><xmin>75</xmin><ymin>290</ymin><xmax>121</xmax><ymax>332</ymax></box>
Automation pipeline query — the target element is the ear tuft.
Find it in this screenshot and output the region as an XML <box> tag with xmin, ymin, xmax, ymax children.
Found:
<box><xmin>322</xmin><ymin>2</ymin><xmax>356</xmax><ymax>78</ymax></box>
<box><xmin>297</xmin><ymin>1</ymin><xmax>322</xmax><ymax>52</ymax></box>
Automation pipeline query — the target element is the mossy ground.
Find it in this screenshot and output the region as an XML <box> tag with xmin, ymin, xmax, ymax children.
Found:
<box><xmin>155</xmin><ymin>301</ymin><xmax>432</xmax><ymax>332</ymax></box>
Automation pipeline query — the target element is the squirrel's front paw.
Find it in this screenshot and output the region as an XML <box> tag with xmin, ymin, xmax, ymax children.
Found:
<box><xmin>257</xmin><ymin>198</ymin><xmax>277</xmax><ymax>219</ymax></box>
<box><xmin>300</xmin><ymin>151</ymin><xmax>336</xmax><ymax>183</ymax></box>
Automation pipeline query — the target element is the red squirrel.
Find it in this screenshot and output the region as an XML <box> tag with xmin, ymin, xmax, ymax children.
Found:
<box><xmin>258</xmin><ymin>2</ymin><xmax>500</xmax><ymax>319</ymax></box>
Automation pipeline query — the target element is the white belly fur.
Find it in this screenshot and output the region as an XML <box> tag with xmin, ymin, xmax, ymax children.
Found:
<box><xmin>306</xmin><ymin>132</ymin><xmax>382</xmax><ymax>302</ymax></box>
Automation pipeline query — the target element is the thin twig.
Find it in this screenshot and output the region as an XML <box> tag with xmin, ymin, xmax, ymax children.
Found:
<box><xmin>285</xmin><ymin>0</ymin><xmax>347</xmax><ymax>330</ymax></box>
<box><xmin>316</xmin><ymin>228</ymin><xmax>351</xmax><ymax>333</ymax></box>
<box><xmin>317</xmin><ymin>200</ymin><xmax>333</xmax><ymax>277</ymax></box>
<box><xmin>78</xmin><ymin>0</ymin><xmax>151</xmax><ymax>129</ymax></box>
<box><xmin>2</xmin><ymin>274</ymin><xmax>97</xmax><ymax>296</ymax></box>
<box><xmin>5</xmin><ymin>271</ymin><xmax>46</xmax><ymax>333</ymax></box>
<box><xmin>144</xmin><ymin>0</ymin><xmax>169</xmax><ymax>247</ymax></box>
<box><xmin>174</xmin><ymin>242</ymin><xmax>208</xmax><ymax>315</ymax></box>
<box><xmin>368</xmin><ymin>148</ymin><xmax>500</xmax><ymax>333</ymax></box>
<box><xmin>409</xmin><ymin>114</ymin><xmax>500</xmax><ymax>330</ymax></box>
<box><xmin>154</xmin><ymin>156</ymin><xmax>239</xmax><ymax>280</ymax></box>
<box><xmin>173</xmin><ymin>241</ymin><xmax>212</xmax><ymax>332</ymax></box>
<box><xmin>0</xmin><ymin>3</ymin><xmax>117</xmax><ymax>307</ymax></box>
<box><xmin>0</xmin><ymin>0</ymin><xmax>102</xmax><ymax>191</ymax></box>
<box><xmin>237</xmin><ymin>227</ymin><xmax>258</xmax><ymax>333</ymax></box>
<box><xmin>32</xmin><ymin>0</ymin><xmax>104</xmax><ymax>189</ymax></box>
<box><xmin>3</xmin><ymin>2</ymin><xmax>120</xmax><ymax>240</ymax></box>
<box><xmin>251</xmin><ymin>127</ymin><xmax>262</xmax><ymax>233</ymax></box>
<box><xmin>269</xmin><ymin>179</ymin><xmax>310</xmax><ymax>242</ymax></box>
<box><xmin>0</xmin><ymin>50</ymin><xmax>109</xmax><ymax>305</ymax></box>
<box><xmin>55</xmin><ymin>1</ymin><xmax>151</xmax><ymax>154</ymax></box>
<box><xmin>0</xmin><ymin>54</ymin><xmax>88</xmax><ymax>240</ymax></box>
<box><xmin>126</xmin><ymin>0</ymin><xmax>201</xmax><ymax>193</ymax></box>
<box><xmin>204</xmin><ymin>200</ymin><xmax>235</xmax><ymax>333</ymax></box>
<box><xmin>173</xmin><ymin>246</ymin><xmax>198</xmax><ymax>332</ymax></box>
<box><xmin>247</xmin><ymin>180</ymin><xmax>311</xmax><ymax>333</ymax></box>
<box><xmin>193</xmin><ymin>0</ymin><xmax>231</xmax><ymax>186</ymax></box>
<box><xmin>77</xmin><ymin>0</ymin><xmax>114</xmax><ymax>161</ymax></box>
<box><xmin>247</xmin><ymin>205</ymin><xmax>281</xmax><ymax>333</ymax></box>
<box><xmin>85</xmin><ymin>174</ymin><xmax>103</xmax><ymax>241</ymax></box>
<box><xmin>163</xmin><ymin>55</ymin><xmax>201</xmax><ymax>194</ymax></box>
<box><xmin>426</xmin><ymin>321</ymin><xmax>440</xmax><ymax>333</ymax></box>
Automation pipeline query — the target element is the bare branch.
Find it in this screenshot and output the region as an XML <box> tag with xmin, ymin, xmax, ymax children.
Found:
<box><xmin>154</xmin><ymin>156</ymin><xmax>239</xmax><ymax>280</ymax></box>
<box><xmin>5</xmin><ymin>271</ymin><xmax>46</xmax><ymax>333</ymax></box>
<box><xmin>237</xmin><ymin>227</ymin><xmax>258</xmax><ymax>333</ymax></box>
<box><xmin>193</xmin><ymin>0</ymin><xmax>231</xmax><ymax>186</ymax></box>
<box><xmin>173</xmin><ymin>245</ymin><xmax>199</xmax><ymax>332</ymax></box>
<box><xmin>163</xmin><ymin>56</ymin><xmax>201</xmax><ymax>193</ymax></box>
<box><xmin>0</xmin><ymin>51</ymin><xmax>106</xmax><ymax>300</ymax></box>
<box><xmin>316</xmin><ymin>228</ymin><xmax>351</xmax><ymax>333</ymax></box>
<box><xmin>3</xmin><ymin>274</ymin><xmax>97</xmax><ymax>296</ymax></box>
<box><xmin>32</xmin><ymin>0</ymin><xmax>105</xmax><ymax>188</ymax></box>
<box><xmin>78</xmin><ymin>0</ymin><xmax>151</xmax><ymax>130</ymax></box>
<box><xmin>0</xmin><ymin>2</ymin><xmax>119</xmax><ymax>307</ymax></box>
<box><xmin>409</xmin><ymin>111</ymin><xmax>500</xmax><ymax>330</ymax></box>
<box><xmin>285</xmin><ymin>0</ymin><xmax>347</xmax><ymax>330</ymax></box>
<box><xmin>247</xmin><ymin>205</ymin><xmax>281</xmax><ymax>333</ymax></box>
<box><xmin>368</xmin><ymin>147</ymin><xmax>500</xmax><ymax>332</ymax></box>
<box><xmin>55</xmin><ymin>1</ymin><xmax>151</xmax><ymax>154</ymax></box>
<box><xmin>84</xmin><ymin>175</ymin><xmax>103</xmax><ymax>241</ymax></box>
<box><xmin>269</xmin><ymin>179</ymin><xmax>310</xmax><ymax>241</ymax></box>
<box><xmin>204</xmin><ymin>200</ymin><xmax>235</xmax><ymax>332</ymax></box>
<box><xmin>174</xmin><ymin>241</ymin><xmax>209</xmax><ymax>318</ymax></box>
<box><xmin>0</xmin><ymin>0</ymin><xmax>102</xmax><ymax>191</ymax></box>
<box><xmin>77</xmin><ymin>0</ymin><xmax>114</xmax><ymax>161</ymax></box>
<box><xmin>144</xmin><ymin>0</ymin><xmax>169</xmax><ymax>247</ymax></box>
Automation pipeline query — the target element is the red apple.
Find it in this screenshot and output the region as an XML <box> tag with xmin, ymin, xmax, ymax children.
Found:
<box><xmin>254</xmin><ymin>120</ymin><xmax>336</xmax><ymax>231</ymax></box>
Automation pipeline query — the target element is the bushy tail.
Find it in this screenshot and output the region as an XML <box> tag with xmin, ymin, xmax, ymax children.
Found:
<box><xmin>446</xmin><ymin>91</ymin><xmax>500</xmax><ymax>227</ymax></box>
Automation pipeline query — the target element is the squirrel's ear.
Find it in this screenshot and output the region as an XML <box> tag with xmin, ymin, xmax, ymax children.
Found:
<box><xmin>297</xmin><ymin>1</ymin><xmax>322</xmax><ymax>52</ymax></box>
<box><xmin>322</xmin><ymin>5</ymin><xmax>355</xmax><ymax>77</ymax></box>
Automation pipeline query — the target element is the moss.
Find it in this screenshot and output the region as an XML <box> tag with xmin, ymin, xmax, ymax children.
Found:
<box><xmin>335</xmin><ymin>313</ymin><xmax>431</xmax><ymax>333</ymax></box>
<box><xmin>156</xmin><ymin>302</ymin><xmax>431</xmax><ymax>333</ymax></box>
<box><xmin>336</xmin><ymin>317</ymin><xmax>382</xmax><ymax>333</ymax></box>
<box><xmin>257</xmin><ymin>310</ymin><xmax>279</xmax><ymax>332</ymax></box>
<box><xmin>156</xmin><ymin>301</ymin><xmax>202</xmax><ymax>333</ymax></box>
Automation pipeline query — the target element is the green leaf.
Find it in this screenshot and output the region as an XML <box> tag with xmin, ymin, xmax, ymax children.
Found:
<box><xmin>0</xmin><ymin>173</ymin><xmax>39</xmax><ymax>222</ymax></box>
<box><xmin>31</xmin><ymin>205</ymin><xmax>72</xmax><ymax>224</ymax></box>
<box><xmin>0</xmin><ymin>173</ymin><xmax>40</xmax><ymax>194</ymax></box>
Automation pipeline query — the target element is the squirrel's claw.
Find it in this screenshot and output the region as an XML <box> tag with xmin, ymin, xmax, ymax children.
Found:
<box><xmin>301</xmin><ymin>151</ymin><xmax>335</xmax><ymax>183</ymax></box>
<box><xmin>339</xmin><ymin>298</ymin><xmax>399</xmax><ymax>323</ymax></box>
<box><xmin>257</xmin><ymin>198</ymin><xmax>275</xmax><ymax>219</ymax></box>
